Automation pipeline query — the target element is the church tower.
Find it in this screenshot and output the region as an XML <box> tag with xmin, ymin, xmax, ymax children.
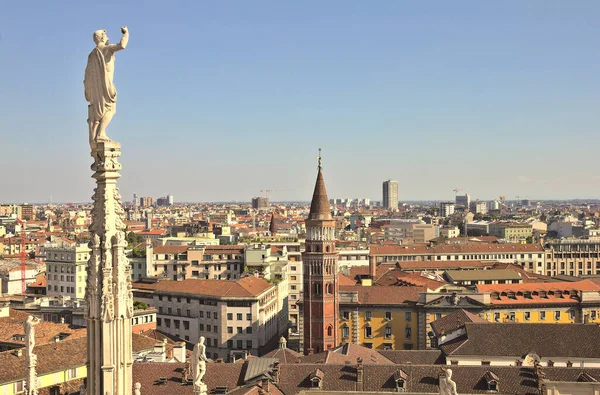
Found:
<box><xmin>302</xmin><ymin>150</ymin><xmax>339</xmax><ymax>354</ymax></box>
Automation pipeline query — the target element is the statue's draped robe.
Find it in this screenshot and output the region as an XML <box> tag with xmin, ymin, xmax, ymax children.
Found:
<box><xmin>84</xmin><ymin>47</ymin><xmax>116</xmax><ymax>126</ymax></box>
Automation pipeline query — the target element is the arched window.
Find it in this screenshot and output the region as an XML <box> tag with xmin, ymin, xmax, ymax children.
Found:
<box><xmin>326</xmin><ymin>283</ymin><xmax>333</xmax><ymax>294</ymax></box>
<box><xmin>327</xmin><ymin>325</ymin><xmax>333</xmax><ymax>337</ymax></box>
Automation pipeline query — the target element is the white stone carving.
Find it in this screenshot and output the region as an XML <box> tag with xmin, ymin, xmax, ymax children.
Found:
<box><xmin>192</xmin><ymin>336</ymin><xmax>208</xmax><ymax>394</ymax></box>
<box><xmin>23</xmin><ymin>315</ymin><xmax>40</xmax><ymax>395</ymax></box>
<box><xmin>439</xmin><ymin>368</ymin><xmax>458</xmax><ymax>395</ymax></box>
<box><xmin>84</xmin><ymin>27</ymin><xmax>129</xmax><ymax>149</ymax></box>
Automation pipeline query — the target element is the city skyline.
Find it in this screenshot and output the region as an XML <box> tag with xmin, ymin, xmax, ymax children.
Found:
<box><xmin>2</xmin><ymin>2</ymin><xmax>600</xmax><ymax>203</ymax></box>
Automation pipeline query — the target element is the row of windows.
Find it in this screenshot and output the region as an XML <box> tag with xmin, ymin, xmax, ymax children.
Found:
<box><xmin>48</xmin><ymin>274</ymin><xmax>82</xmax><ymax>282</ymax></box>
<box><xmin>157</xmin><ymin>307</ymin><xmax>254</xmax><ymax>322</ymax></box>
<box><xmin>227</xmin><ymin>326</ymin><xmax>253</xmax><ymax>334</ymax></box>
<box><xmin>47</xmin><ymin>264</ymin><xmax>84</xmax><ymax>273</ymax></box>
<box><xmin>159</xmin><ymin>318</ymin><xmax>191</xmax><ymax>331</ymax></box>
<box><xmin>49</xmin><ymin>285</ymin><xmax>79</xmax><ymax>294</ymax></box>
<box><xmin>341</xmin><ymin>311</ymin><xmax>412</xmax><ymax>322</ymax></box>
<box><xmin>356</xmin><ymin>326</ymin><xmax>412</xmax><ymax>339</ymax></box>
<box><xmin>492</xmin><ymin>310</ymin><xmax>575</xmax><ymax>322</ymax></box>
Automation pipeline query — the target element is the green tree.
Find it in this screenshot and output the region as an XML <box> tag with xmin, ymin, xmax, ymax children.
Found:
<box><xmin>133</xmin><ymin>300</ymin><xmax>149</xmax><ymax>310</ymax></box>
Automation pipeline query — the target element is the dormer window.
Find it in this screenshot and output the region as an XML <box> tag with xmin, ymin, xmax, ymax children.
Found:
<box><xmin>310</xmin><ymin>369</ymin><xmax>324</xmax><ymax>389</ymax></box>
<box><xmin>484</xmin><ymin>371</ymin><xmax>499</xmax><ymax>392</ymax></box>
<box><xmin>394</xmin><ymin>369</ymin><xmax>408</xmax><ymax>392</ymax></box>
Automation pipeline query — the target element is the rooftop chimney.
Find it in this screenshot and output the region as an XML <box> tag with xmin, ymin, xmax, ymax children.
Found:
<box><xmin>153</xmin><ymin>342</ymin><xmax>166</xmax><ymax>354</ymax></box>
<box><xmin>173</xmin><ymin>341</ymin><xmax>186</xmax><ymax>363</ymax></box>
<box><xmin>356</xmin><ymin>357</ymin><xmax>364</xmax><ymax>386</ymax></box>
<box><xmin>369</xmin><ymin>256</ymin><xmax>377</xmax><ymax>280</ymax></box>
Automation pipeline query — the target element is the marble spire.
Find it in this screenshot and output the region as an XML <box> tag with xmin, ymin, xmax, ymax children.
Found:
<box><xmin>84</xmin><ymin>28</ymin><xmax>134</xmax><ymax>395</ymax></box>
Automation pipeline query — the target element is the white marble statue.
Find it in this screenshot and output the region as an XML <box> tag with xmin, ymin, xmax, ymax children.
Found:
<box><xmin>133</xmin><ymin>382</ymin><xmax>141</xmax><ymax>395</ymax></box>
<box><xmin>439</xmin><ymin>369</ymin><xmax>458</xmax><ymax>395</ymax></box>
<box><xmin>24</xmin><ymin>315</ymin><xmax>40</xmax><ymax>358</ymax></box>
<box><xmin>84</xmin><ymin>26</ymin><xmax>129</xmax><ymax>149</ymax></box>
<box><xmin>191</xmin><ymin>336</ymin><xmax>208</xmax><ymax>390</ymax></box>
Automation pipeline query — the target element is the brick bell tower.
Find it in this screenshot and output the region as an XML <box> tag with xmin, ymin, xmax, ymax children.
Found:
<box><xmin>303</xmin><ymin>149</ymin><xmax>339</xmax><ymax>355</ymax></box>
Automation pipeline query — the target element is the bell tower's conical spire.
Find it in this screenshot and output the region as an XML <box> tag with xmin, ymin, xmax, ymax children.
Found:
<box><xmin>308</xmin><ymin>148</ymin><xmax>332</xmax><ymax>220</ymax></box>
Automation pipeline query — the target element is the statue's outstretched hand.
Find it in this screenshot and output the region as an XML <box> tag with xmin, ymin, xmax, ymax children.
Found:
<box><xmin>121</xmin><ymin>26</ymin><xmax>128</xmax><ymax>34</ymax></box>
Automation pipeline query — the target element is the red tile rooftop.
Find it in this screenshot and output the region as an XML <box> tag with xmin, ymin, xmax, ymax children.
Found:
<box><xmin>370</xmin><ymin>242</ymin><xmax>544</xmax><ymax>255</ymax></box>
<box><xmin>133</xmin><ymin>276</ymin><xmax>273</xmax><ymax>298</ymax></box>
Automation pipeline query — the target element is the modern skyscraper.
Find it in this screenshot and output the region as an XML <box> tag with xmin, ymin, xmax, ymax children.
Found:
<box><xmin>382</xmin><ymin>180</ymin><xmax>399</xmax><ymax>211</ymax></box>
<box><xmin>302</xmin><ymin>153</ymin><xmax>339</xmax><ymax>355</ymax></box>
<box><xmin>455</xmin><ymin>193</ymin><xmax>471</xmax><ymax>208</ymax></box>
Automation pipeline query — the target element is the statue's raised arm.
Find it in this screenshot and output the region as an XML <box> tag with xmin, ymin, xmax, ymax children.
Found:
<box><xmin>84</xmin><ymin>26</ymin><xmax>129</xmax><ymax>151</ymax></box>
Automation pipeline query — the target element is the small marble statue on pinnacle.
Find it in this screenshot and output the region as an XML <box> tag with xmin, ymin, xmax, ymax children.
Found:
<box><xmin>191</xmin><ymin>336</ymin><xmax>208</xmax><ymax>394</ymax></box>
<box><xmin>84</xmin><ymin>26</ymin><xmax>129</xmax><ymax>150</ymax></box>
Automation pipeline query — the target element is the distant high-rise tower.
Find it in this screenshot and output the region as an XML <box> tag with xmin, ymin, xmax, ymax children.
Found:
<box><xmin>455</xmin><ymin>194</ymin><xmax>471</xmax><ymax>208</ymax></box>
<box><xmin>167</xmin><ymin>194</ymin><xmax>174</xmax><ymax>206</ymax></box>
<box><xmin>302</xmin><ymin>150</ymin><xmax>339</xmax><ymax>355</ymax></box>
<box><xmin>382</xmin><ymin>180</ymin><xmax>399</xmax><ymax>211</ymax></box>
<box><xmin>251</xmin><ymin>197</ymin><xmax>269</xmax><ymax>209</ymax></box>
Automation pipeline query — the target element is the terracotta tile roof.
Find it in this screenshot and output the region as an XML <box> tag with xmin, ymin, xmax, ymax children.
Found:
<box><xmin>440</xmin><ymin>323</ymin><xmax>600</xmax><ymax>359</ymax></box>
<box><xmin>152</xmin><ymin>245</ymin><xmax>188</xmax><ymax>254</ymax></box>
<box><xmin>0</xmin><ymin>332</ymin><xmax>184</xmax><ymax>385</ymax></box>
<box><xmin>377</xmin><ymin>350</ymin><xmax>445</xmax><ymax>365</ymax></box>
<box><xmin>371</xmin><ymin>242</ymin><xmax>544</xmax><ymax>256</ymax></box>
<box><xmin>430</xmin><ymin>309</ymin><xmax>488</xmax><ymax>336</ymax></box>
<box><xmin>262</xmin><ymin>346</ymin><xmax>302</xmax><ymax>364</ymax></box>
<box><xmin>136</xmin><ymin>229</ymin><xmax>167</xmax><ymax>235</ymax></box>
<box><xmin>0</xmin><ymin>309</ymin><xmax>86</xmax><ymax>346</ymax></box>
<box><xmin>277</xmin><ymin>362</ymin><xmax>600</xmax><ymax>394</ymax></box>
<box><xmin>205</xmin><ymin>245</ymin><xmax>245</xmax><ymax>254</ymax></box>
<box><xmin>133</xmin><ymin>277</ymin><xmax>273</xmax><ymax>298</ymax></box>
<box><xmin>397</xmin><ymin>260</ymin><xmax>495</xmax><ymax>270</ymax></box>
<box><xmin>481</xmin><ymin>279</ymin><xmax>600</xmax><ymax>293</ymax></box>
<box><xmin>338</xmin><ymin>274</ymin><xmax>356</xmax><ymax>286</ymax></box>
<box><xmin>298</xmin><ymin>343</ymin><xmax>394</xmax><ymax>365</ymax></box>
<box><xmin>491</xmin><ymin>262</ymin><xmax>554</xmax><ymax>283</ymax></box>
<box><xmin>339</xmin><ymin>285</ymin><xmax>422</xmax><ymax>305</ymax></box>
<box><xmin>474</xmin><ymin>281</ymin><xmax>600</xmax><ymax>306</ymax></box>
<box><xmin>375</xmin><ymin>270</ymin><xmax>448</xmax><ymax>291</ymax></box>
<box><xmin>132</xmin><ymin>362</ymin><xmax>245</xmax><ymax>395</ymax></box>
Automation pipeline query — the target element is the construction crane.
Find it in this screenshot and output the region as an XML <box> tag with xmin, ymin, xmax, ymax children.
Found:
<box><xmin>260</xmin><ymin>189</ymin><xmax>290</xmax><ymax>199</ymax></box>
<box><xmin>15</xmin><ymin>219</ymin><xmax>27</xmax><ymax>294</ymax></box>
<box><xmin>453</xmin><ymin>188</ymin><xmax>465</xmax><ymax>195</ymax></box>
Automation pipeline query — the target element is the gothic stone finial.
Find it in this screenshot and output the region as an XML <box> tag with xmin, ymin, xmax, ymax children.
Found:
<box><xmin>318</xmin><ymin>148</ymin><xmax>322</xmax><ymax>171</ymax></box>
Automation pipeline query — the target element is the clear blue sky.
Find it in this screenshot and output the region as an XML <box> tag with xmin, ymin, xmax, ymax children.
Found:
<box><xmin>1</xmin><ymin>1</ymin><xmax>599</xmax><ymax>203</ymax></box>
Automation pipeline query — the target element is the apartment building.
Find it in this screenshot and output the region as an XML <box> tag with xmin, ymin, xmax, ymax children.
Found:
<box><xmin>383</xmin><ymin>222</ymin><xmax>437</xmax><ymax>244</ymax></box>
<box><xmin>147</xmin><ymin>244</ymin><xmax>244</xmax><ymax>281</ymax></box>
<box><xmin>0</xmin><ymin>260</ymin><xmax>41</xmax><ymax>295</ymax></box>
<box><xmin>338</xmin><ymin>286</ymin><xmax>420</xmax><ymax>351</ymax></box>
<box><xmin>544</xmin><ymin>239</ymin><xmax>600</xmax><ymax>277</ymax></box>
<box><xmin>132</xmin><ymin>276</ymin><xmax>287</xmax><ymax>361</ymax></box>
<box><xmin>370</xmin><ymin>243</ymin><xmax>546</xmax><ymax>275</ymax></box>
<box><xmin>439</xmin><ymin>202</ymin><xmax>455</xmax><ymax>217</ymax></box>
<box><xmin>418</xmin><ymin>280</ymin><xmax>600</xmax><ymax>348</ymax></box>
<box><xmin>45</xmin><ymin>244</ymin><xmax>91</xmax><ymax>299</ymax></box>
<box><xmin>382</xmin><ymin>180</ymin><xmax>399</xmax><ymax>211</ymax></box>
<box><xmin>186</xmin><ymin>245</ymin><xmax>245</xmax><ymax>280</ymax></box>
<box><xmin>488</xmin><ymin>222</ymin><xmax>533</xmax><ymax>242</ymax></box>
